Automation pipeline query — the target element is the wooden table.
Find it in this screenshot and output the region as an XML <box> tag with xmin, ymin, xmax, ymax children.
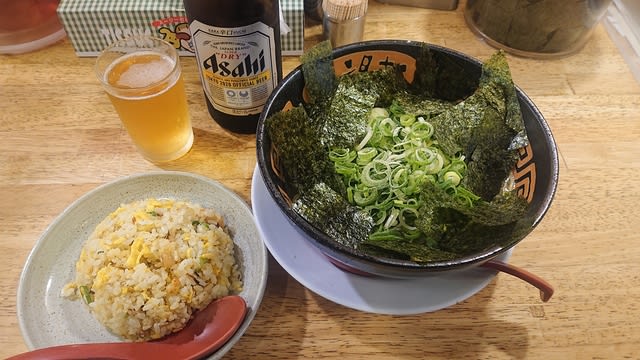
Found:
<box><xmin>2</xmin><ymin>1</ymin><xmax>640</xmax><ymax>358</ymax></box>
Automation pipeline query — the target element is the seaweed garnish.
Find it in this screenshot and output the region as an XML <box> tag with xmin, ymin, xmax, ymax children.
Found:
<box><xmin>412</xmin><ymin>180</ymin><xmax>530</xmax><ymax>258</ymax></box>
<box><xmin>392</xmin><ymin>92</ymin><xmax>454</xmax><ymax>121</ymax></box>
<box><xmin>300</xmin><ymin>40</ymin><xmax>337</xmax><ymax>112</ymax></box>
<box><xmin>410</xmin><ymin>43</ymin><xmax>479</xmax><ymax>102</ymax></box>
<box><xmin>459</xmin><ymin>86</ymin><xmax>517</xmax><ymax>201</ymax></box>
<box><xmin>265</xmin><ymin>106</ymin><xmax>343</xmax><ymax>194</ymax></box>
<box><xmin>300</xmin><ymin>41</ymin><xmax>408</xmax><ymax>148</ymax></box>
<box><xmin>364</xmin><ymin>234</ymin><xmax>459</xmax><ymax>262</ymax></box>
<box><xmin>427</xmin><ymin>50</ymin><xmax>527</xmax><ymax>201</ymax></box>
<box><xmin>355</xmin><ymin>185</ymin><xmax>528</xmax><ymax>262</ymax></box>
<box><xmin>349</xmin><ymin>65</ymin><xmax>409</xmax><ymax>108</ymax></box>
<box><xmin>461</xmin><ymin>51</ymin><xmax>527</xmax><ymax>200</ymax></box>
<box><xmin>431</xmin><ymin>50</ymin><xmax>480</xmax><ymax>101</ymax></box>
<box><xmin>293</xmin><ymin>182</ymin><xmax>374</xmax><ymax>248</ymax></box>
<box><xmin>409</xmin><ymin>43</ymin><xmax>438</xmax><ymax>98</ymax></box>
<box><xmin>318</xmin><ymin>76</ymin><xmax>375</xmax><ymax>149</ymax></box>
<box><xmin>481</xmin><ymin>50</ymin><xmax>529</xmax><ymax>151</ymax></box>
<box><xmin>320</xmin><ymin>66</ymin><xmax>408</xmax><ymax>148</ymax></box>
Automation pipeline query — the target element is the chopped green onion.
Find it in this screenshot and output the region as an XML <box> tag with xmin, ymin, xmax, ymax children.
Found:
<box><xmin>199</xmin><ymin>256</ymin><xmax>210</xmax><ymax>266</ymax></box>
<box><xmin>357</xmin><ymin>147</ymin><xmax>378</xmax><ymax>165</ymax></box>
<box><xmin>329</xmin><ymin>102</ymin><xmax>481</xmax><ymax>241</ymax></box>
<box><xmin>369</xmin><ymin>107</ymin><xmax>389</xmax><ymax>120</ymax></box>
<box><xmin>79</xmin><ymin>285</ymin><xmax>94</xmax><ymax>304</ymax></box>
<box><xmin>378</xmin><ymin>117</ymin><xmax>397</xmax><ymax>137</ymax></box>
<box><xmin>443</xmin><ymin>171</ymin><xmax>462</xmax><ymax>186</ymax></box>
<box><xmin>399</xmin><ymin>114</ymin><xmax>416</xmax><ymax>126</ymax></box>
<box><xmin>191</xmin><ymin>221</ymin><xmax>210</xmax><ymax>230</ymax></box>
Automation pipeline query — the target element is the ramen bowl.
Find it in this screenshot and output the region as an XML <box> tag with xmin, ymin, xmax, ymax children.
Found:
<box><xmin>256</xmin><ymin>40</ymin><xmax>558</xmax><ymax>278</ymax></box>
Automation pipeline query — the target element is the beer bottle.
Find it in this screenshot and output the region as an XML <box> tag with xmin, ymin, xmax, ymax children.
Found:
<box><xmin>183</xmin><ymin>0</ymin><xmax>283</xmax><ymax>134</ymax></box>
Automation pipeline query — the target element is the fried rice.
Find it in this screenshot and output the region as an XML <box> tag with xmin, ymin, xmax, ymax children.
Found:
<box><xmin>61</xmin><ymin>198</ymin><xmax>242</xmax><ymax>341</ymax></box>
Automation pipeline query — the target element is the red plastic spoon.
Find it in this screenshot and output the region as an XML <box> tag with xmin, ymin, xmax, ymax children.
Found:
<box><xmin>8</xmin><ymin>295</ymin><xmax>247</xmax><ymax>360</ymax></box>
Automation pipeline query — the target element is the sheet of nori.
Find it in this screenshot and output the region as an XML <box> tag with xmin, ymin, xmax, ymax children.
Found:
<box><xmin>293</xmin><ymin>182</ymin><xmax>374</xmax><ymax>249</ymax></box>
<box><xmin>428</xmin><ymin>50</ymin><xmax>527</xmax><ymax>201</ymax></box>
<box><xmin>265</xmin><ymin>106</ymin><xmax>343</xmax><ymax>195</ymax></box>
<box><xmin>318</xmin><ymin>66</ymin><xmax>408</xmax><ymax>148</ymax></box>
<box><xmin>300</xmin><ymin>40</ymin><xmax>337</xmax><ymax>107</ymax></box>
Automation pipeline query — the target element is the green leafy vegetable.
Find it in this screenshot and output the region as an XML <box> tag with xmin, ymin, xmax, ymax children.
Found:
<box><xmin>192</xmin><ymin>220</ymin><xmax>210</xmax><ymax>230</ymax></box>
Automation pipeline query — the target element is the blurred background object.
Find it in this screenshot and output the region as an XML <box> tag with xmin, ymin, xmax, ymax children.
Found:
<box><xmin>0</xmin><ymin>0</ymin><xmax>66</xmax><ymax>54</ymax></box>
<box><xmin>375</xmin><ymin>0</ymin><xmax>458</xmax><ymax>11</ymax></box>
<box><xmin>304</xmin><ymin>0</ymin><xmax>323</xmax><ymax>22</ymax></box>
<box><xmin>464</xmin><ymin>0</ymin><xmax>612</xmax><ymax>59</ymax></box>
<box><xmin>603</xmin><ymin>0</ymin><xmax>640</xmax><ymax>84</ymax></box>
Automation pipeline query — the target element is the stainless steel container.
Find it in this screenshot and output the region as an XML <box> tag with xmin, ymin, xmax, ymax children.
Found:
<box><xmin>323</xmin><ymin>13</ymin><xmax>366</xmax><ymax>48</ymax></box>
<box><xmin>322</xmin><ymin>0</ymin><xmax>368</xmax><ymax>47</ymax></box>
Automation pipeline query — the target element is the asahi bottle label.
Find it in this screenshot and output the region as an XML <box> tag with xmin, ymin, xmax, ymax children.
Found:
<box><xmin>189</xmin><ymin>20</ymin><xmax>278</xmax><ymax>116</ymax></box>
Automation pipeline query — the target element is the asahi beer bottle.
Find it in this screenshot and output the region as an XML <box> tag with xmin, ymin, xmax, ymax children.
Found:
<box><xmin>183</xmin><ymin>0</ymin><xmax>283</xmax><ymax>133</ymax></box>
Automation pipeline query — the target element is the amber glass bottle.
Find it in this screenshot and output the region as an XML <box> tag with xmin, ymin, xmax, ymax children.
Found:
<box><xmin>183</xmin><ymin>0</ymin><xmax>283</xmax><ymax>133</ymax></box>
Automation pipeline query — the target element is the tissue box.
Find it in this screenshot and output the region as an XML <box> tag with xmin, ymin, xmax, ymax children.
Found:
<box><xmin>281</xmin><ymin>0</ymin><xmax>304</xmax><ymax>56</ymax></box>
<box><xmin>57</xmin><ymin>0</ymin><xmax>304</xmax><ymax>57</ymax></box>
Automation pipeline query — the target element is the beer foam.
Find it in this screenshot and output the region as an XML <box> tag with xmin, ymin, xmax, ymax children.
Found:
<box><xmin>113</xmin><ymin>52</ymin><xmax>175</xmax><ymax>88</ymax></box>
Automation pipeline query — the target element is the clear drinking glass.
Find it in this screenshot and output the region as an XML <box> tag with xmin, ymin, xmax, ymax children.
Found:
<box><xmin>95</xmin><ymin>36</ymin><xmax>194</xmax><ymax>162</ymax></box>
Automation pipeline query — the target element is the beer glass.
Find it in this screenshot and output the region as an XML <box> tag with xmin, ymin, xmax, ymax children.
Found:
<box><xmin>95</xmin><ymin>36</ymin><xmax>193</xmax><ymax>162</ymax></box>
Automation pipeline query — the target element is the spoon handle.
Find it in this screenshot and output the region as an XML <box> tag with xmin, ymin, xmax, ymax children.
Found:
<box><xmin>483</xmin><ymin>259</ymin><xmax>554</xmax><ymax>302</ymax></box>
<box><xmin>6</xmin><ymin>342</ymin><xmax>183</xmax><ymax>360</ymax></box>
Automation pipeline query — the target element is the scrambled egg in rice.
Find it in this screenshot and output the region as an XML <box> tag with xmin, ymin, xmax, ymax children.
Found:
<box><xmin>61</xmin><ymin>198</ymin><xmax>242</xmax><ymax>341</ymax></box>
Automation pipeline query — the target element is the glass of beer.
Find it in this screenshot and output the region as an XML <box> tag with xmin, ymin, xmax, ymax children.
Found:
<box><xmin>95</xmin><ymin>36</ymin><xmax>193</xmax><ymax>162</ymax></box>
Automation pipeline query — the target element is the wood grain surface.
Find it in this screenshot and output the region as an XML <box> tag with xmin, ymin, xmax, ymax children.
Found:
<box><xmin>1</xmin><ymin>1</ymin><xmax>640</xmax><ymax>359</ymax></box>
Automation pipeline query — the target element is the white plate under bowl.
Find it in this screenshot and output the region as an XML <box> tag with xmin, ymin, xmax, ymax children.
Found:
<box><xmin>17</xmin><ymin>171</ymin><xmax>268</xmax><ymax>359</ymax></box>
<box><xmin>251</xmin><ymin>166</ymin><xmax>510</xmax><ymax>315</ymax></box>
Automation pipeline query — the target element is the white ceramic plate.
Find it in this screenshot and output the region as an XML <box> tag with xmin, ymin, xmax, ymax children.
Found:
<box><xmin>251</xmin><ymin>166</ymin><xmax>510</xmax><ymax>315</ymax></box>
<box><xmin>17</xmin><ymin>171</ymin><xmax>268</xmax><ymax>359</ymax></box>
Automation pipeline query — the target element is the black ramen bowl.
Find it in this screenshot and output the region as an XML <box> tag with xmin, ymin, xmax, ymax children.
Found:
<box><xmin>256</xmin><ymin>40</ymin><xmax>559</xmax><ymax>278</ymax></box>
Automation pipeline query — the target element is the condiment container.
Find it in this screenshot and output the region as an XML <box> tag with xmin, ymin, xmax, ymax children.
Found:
<box><xmin>464</xmin><ymin>0</ymin><xmax>613</xmax><ymax>58</ymax></box>
<box><xmin>323</xmin><ymin>0</ymin><xmax>368</xmax><ymax>48</ymax></box>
